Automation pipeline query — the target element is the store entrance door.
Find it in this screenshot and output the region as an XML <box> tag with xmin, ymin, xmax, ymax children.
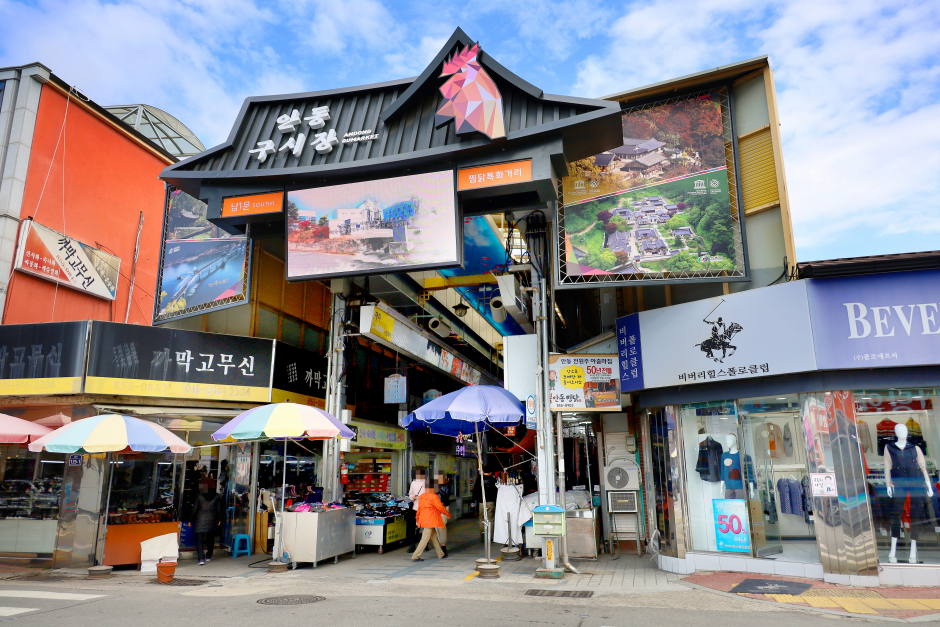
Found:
<box><xmin>739</xmin><ymin>394</ymin><xmax>818</xmax><ymax>564</ymax></box>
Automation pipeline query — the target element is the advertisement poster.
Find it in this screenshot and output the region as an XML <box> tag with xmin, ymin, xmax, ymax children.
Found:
<box><xmin>287</xmin><ymin>170</ymin><xmax>459</xmax><ymax>280</ymax></box>
<box><xmin>384</xmin><ymin>374</ymin><xmax>407</xmax><ymax>404</ymax></box>
<box><xmin>270</xmin><ymin>341</ymin><xmax>328</xmax><ymax>408</ymax></box>
<box><xmin>548</xmin><ymin>354</ymin><xmax>620</xmax><ymax>411</ymax></box>
<box><xmin>713</xmin><ymin>499</ymin><xmax>751</xmax><ymax>552</ymax></box>
<box><xmin>85</xmin><ymin>321</ymin><xmax>273</xmax><ymax>402</ymax></box>
<box><xmin>155</xmin><ymin>189</ymin><xmax>250</xmax><ymax>323</ymax></box>
<box><xmin>0</xmin><ymin>321</ymin><xmax>89</xmax><ymax>396</ymax></box>
<box><xmin>558</xmin><ymin>91</ymin><xmax>745</xmax><ymax>286</ymax></box>
<box><xmin>626</xmin><ymin>280</ymin><xmax>816</xmax><ymax>390</ymax></box>
<box><xmin>810</xmin><ymin>473</ymin><xmax>838</xmax><ymax>497</ymax></box>
<box><xmin>15</xmin><ymin>221</ymin><xmax>120</xmax><ymax>300</ymax></box>
<box><xmin>807</xmin><ymin>268</ymin><xmax>940</xmax><ymax>371</ymax></box>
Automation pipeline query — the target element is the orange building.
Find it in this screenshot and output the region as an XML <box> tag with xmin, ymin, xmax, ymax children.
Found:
<box><xmin>0</xmin><ymin>63</ymin><xmax>203</xmax><ymax>325</ymax></box>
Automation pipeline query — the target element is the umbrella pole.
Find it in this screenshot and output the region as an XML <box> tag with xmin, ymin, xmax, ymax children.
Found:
<box><xmin>276</xmin><ymin>438</ymin><xmax>288</xmax><ymax>562</ymax></box>
<box><xmin>98</xmin><ymin>452</ymin><xmax>115</xmax><ymax>566</ymax></box>
<box><xmin>474</xmin><ymin>422</ymin><xmax>490</xmax><ymax>565</ymax></box>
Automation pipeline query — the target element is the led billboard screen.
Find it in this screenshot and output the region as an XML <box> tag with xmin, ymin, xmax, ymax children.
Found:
<box><xmin>556</xmin><ymin>89</ymin><xmax>746</xmax><ymax>288</ymax></box>
<box><xmin>153</xmin><ymin>189</ymin><xmax>251</xmax><ymax>323</ymax></box>
<box><xmin>286</xmin><ymin>170</ymin><xmax>459</xmax><ymax>280</ymax></box>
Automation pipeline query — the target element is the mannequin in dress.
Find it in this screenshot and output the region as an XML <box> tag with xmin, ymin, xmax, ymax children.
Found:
<box><xmin>720</xmin><ymin>434</ymin><xmax>752</xmax><ymax>499</ymax></box>
<box><xmin>886</xmin><ymin>423</ymin><xmax>934</xmax><ymax>564</ymax></box>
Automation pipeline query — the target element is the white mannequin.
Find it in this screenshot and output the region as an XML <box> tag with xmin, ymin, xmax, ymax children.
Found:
<box><xmin>886</xmin><ymin>423</ymin><xmax>933</xmax><ymax>564</ymax></box>
<box><xmin>720</xmin><ymin>434</ymin><xmax>751</xmax><ymax>496</ymax></box>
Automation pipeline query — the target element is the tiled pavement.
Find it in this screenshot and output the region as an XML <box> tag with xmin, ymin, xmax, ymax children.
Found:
<box><xmin>685</xmin><ymin>571</ymin><xmax>940</xmax><ymax>619</ymax></box>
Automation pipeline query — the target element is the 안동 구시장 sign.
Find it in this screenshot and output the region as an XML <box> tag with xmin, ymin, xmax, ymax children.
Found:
<box><xmin>548</xmin><ymin>354</ymin><xmax>620</xmax><ymax>411</ymax></box>
<box><xmin>84</xmin><ymin>321</ymin><xmax>273</xmax><ymax>402</ymax></box>
<box><xmin>15</xmin><ymin>221</ymin><xmax>120</xmax><ymax>300</ymax></box>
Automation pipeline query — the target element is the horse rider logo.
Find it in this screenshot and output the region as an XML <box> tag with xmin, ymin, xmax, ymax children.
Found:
<box><xmin>695</xmin><ymin>300</ymin><xmax>743</xmax><ymax>363</ymax></box>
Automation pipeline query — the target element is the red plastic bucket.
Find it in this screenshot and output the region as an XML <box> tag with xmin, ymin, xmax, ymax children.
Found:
<box><xmin>156</xmin><ymin>561</ymin><xmax>177</xmax><ymax>583</ymax></box>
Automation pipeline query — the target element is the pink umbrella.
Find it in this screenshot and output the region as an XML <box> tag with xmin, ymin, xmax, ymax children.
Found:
<box><xmin>0</xmin><ymin>413</ymin><xmax>53</xmax><ymax>444</ymax></box>
<box><xmin>35</xmin><ymin>413</ymin><xmax>74</xmax><ymax>428</ymax></box>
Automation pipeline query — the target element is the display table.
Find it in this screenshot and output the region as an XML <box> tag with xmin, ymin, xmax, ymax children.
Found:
<box><xmin>103</xmin><ymin>522</ymin><xmax>180</xmax><ymax>566</ymax></box>
<box><xmin>276</xmin><ymin>508</ymin><xmax>355</xmax><ymax>567</ymax></box>
<box><xmin>355</xmin><ymin>514</ymin><xmax>406</xmax><ymax>554</ymax></box>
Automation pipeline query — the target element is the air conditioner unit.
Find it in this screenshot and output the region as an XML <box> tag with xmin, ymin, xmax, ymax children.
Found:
<box><xmin>603</xmin><ymin>458</ymin><xmax>640</xmax><ymax>492</ymax></box>
<box><xmin>607</xmin><ymin>490</ymin><xmax>638</xmax><ymax>513</ymax></box>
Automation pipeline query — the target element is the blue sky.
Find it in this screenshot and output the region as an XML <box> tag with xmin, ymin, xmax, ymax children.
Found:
<box><xmin>1</xmin><ymin>0</ymin><xmax>938</xmax><ymax>262</ymax></box>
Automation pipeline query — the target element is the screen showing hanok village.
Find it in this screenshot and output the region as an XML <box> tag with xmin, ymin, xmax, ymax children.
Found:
<box><xmin>286</xmin><ymin>170</ymin><xmax>459</xmax><ymax>280</ymax></box>
<box><xmin>559</xmin><ymin>91</ymin><xmax>746</xmax><ymax>284</ymax></box>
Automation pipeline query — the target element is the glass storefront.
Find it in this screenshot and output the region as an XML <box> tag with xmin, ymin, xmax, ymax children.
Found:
<box><xmin>856</xmin><ymin>388</ymin><xmax>940</xmax><ymax>565</ymax></box>
<box><xmin>645</xmin><ymin>407</ymin><xmax>684</xmax><ymax>556</ymax></box>
<box><xmin>0</xmin><ymin>447</ymin><xmax>63</xmax><ymax>555</ymax></box>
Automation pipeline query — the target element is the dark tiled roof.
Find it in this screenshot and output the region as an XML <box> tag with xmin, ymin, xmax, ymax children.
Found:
<box><xmin>636</xmin><ymin>152</ymin><xmax>667</xmax><ymax>167</ymax></box>
<box><xmin>672</xmin><ymin>227</ymin><xmax>693</xmax><ymax>236</ymax></box>
<box><xmin>641</xmin><ymin>239</ymin><xmax>667</xmax><ymax>252</ymax></box>
<box><xmin>797</xmin><ymin>250</ymin><xmax>940</xmax><ymax>278</ymax></box>
<box><xmin>635</xmin><ymin>228</ymin><xmax>658</xmax><ymax>238</ymax></box>
<box><xmin>593</xmin><ymin>153</ymin><xmax>615</xmax><ymax>167</ymax></box>
<box><xmin>606</xmin><ymin>232</ymin><xmax>631</xmax><ymax>251</ymax></box>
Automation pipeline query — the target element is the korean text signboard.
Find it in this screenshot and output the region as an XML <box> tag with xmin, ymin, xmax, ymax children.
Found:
<box><xmin>807</xmin><ymin>268</ymin><xmax>940</xmax><ymax>370</ymax></box>
<box><xmin>221</xmin><ymin>191</ymin><xmax>283</xmax><ymax>219</ymax></box>
<box><xmin>624</xmin><ymin>280</ymin><xmax>816</xmax><ymax>390</ymax></box>
<box><xmin>270</xmin><ymin>341</ymin><xmax>327</xmax><ymax>408</ymax></box>
<box><xmin>615</xmin><ymin>314</ymin><xmax>644</xmax><ymax>392</ymax></box>
<box><xmin>810</xmin><ymin>473</ymin><xmax>838</xmax><ymax>497</ymax></box>
<box><xmin>713</xmin><ymin>499</ymin><xmax>750</xmax><ymax>552</ymax></box>
<box><xmin>457</xmin><ymin>160</ymin><xmax>532</xmax><ymax>191</ymax></box>
<box><xmin>15</xmin><ymin>221</ymin><xmax>119</xmax><ymax>300</ymax></box>
<box><xmin>0</xmin><ymin>321</ymin><xmax>89</xmax><ymax>395</ymax></box>
<box><xmin>384</xmin><ymin>374</ymin><xmax>407</xmax><ymax>404</ymax></box>
<box><xmin>548</xmin><ymin>354</ymin><xmax>620</xmax><ymax>411</ymax></box>
<box><xmin>85</xmin><ymin>321</ymin><xmax>273</xmax><ymax>402</ymax></box>
<box><xmin>349</xmin><ymin>420</ymin><xmax>406</xmax><ymax>450</ymax></box>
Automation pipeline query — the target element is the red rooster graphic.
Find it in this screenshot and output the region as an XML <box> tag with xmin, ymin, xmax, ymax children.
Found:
<box><xmin>436</xmin><ymin>42</ymin><xmax>506</xmax><ymax>140</ymax></box>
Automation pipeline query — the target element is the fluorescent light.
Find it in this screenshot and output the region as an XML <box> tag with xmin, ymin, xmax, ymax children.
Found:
<box><xmin>157</xmin><ymin>462</ymin><xmax>172</xmax><ymax>465</ymax></box>
<box><xmin>861</xmin><ymin>397</ymin><xmax>872</xmax><ymax>400</ymax></box>
<box><xmin>41</xmin><ymin>460</ymin><xmax>64</xmax><ymax>464</ymax></box>
<box><xmin>776</xmin><ymin>397</ymin><xmax>787</xmax><ymax>400</ymax></box>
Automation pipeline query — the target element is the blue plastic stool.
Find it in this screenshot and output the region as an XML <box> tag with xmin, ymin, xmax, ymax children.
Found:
<box><xmin>231</xmin><ymin>534</ymin><xmax>251</xmax><ymax>558</ymax></box>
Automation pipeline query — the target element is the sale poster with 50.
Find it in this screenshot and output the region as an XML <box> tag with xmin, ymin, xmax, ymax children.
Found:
<box><xmin>713</xmin><ymin>499</ymin><xmax>751</xmax><ymax>553</ymax></box>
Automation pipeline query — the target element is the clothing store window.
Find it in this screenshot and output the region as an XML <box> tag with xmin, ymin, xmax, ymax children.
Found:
<box><xmin>738</xmin><ymin>394</ymin><xmax>816</xmax><ymax>562</ymax></box>
<box><xmin>681</xmin><ymin>400</ymin><xmax>754</xmax><ymax>553</ymax></box>
<box><xmin>646</xmin><ymin>407</ymin><xmax>682</xmax><ymax>556</ymax></box>
<box><xmin>857</xmin><ymin>389</ymin><xmax>940</xmax><ymax>565</ymax></box>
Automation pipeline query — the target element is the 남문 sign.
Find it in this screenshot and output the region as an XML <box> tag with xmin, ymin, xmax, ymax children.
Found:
<box><xmin>221</xmin><ymin>191</ymin><xmax>283</xmax><ymax>218</ymax></box>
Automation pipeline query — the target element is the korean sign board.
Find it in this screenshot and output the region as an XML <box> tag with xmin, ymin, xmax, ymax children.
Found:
<box><xmin>15</xmin><ymin>221</ymin><xmax>120</xmax><ymax>300</ymax></box>
<box><xmin>270</xmin><ymin>341</ymin><xmax>328</xmax><ymax>409</ymax></box>
<box><xmin>221</xmin><ymin>191</ymin><xmax>284</xmax><ymax>219</ymax></box>
<box><xmin>0</xmin><ymin>321</ymin><xmax>89</xmax><ymax>396</ymax></box>
<box><xmin>457</xmin><ymin>160</ymin><xmax>532</xmax><ymax>191</ymax></box>
<box><xmin>384</xmin><ymin>374</ymin><xmax>407</xmax><ymax>404</ymax></box>
<box><xmin>349</xmin><ymin>420</ymin><xmax>406</xmax><ymax>450</ymax></box>
<box><xmin>548</xmin><ymin>354</ymin><xmax>620</xmax><ymax>411</ymax></box>
<box><xmin>85</xmin><ymin>321</ymin><xmax>274</xmax><ymax>402</ymax></box>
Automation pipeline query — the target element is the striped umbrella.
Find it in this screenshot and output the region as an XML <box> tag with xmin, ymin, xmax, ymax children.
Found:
<box><xmin>28</xmin><ymin>414</ymin><xmax>192</xmax><ymax>454</ymax></box>
<box><xmin>211</xmin><ymin>403</ymin><xmax>354</xmax><ymax>442</ymax></box>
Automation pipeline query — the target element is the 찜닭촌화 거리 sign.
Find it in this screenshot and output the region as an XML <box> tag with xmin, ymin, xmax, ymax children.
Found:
<box><xmin>15</xmin><ymin>220</ymin><xmax>120</xmax><ymax>300</ymax></box>
<box><xmin>548</xmin><ymin>354</ymin><xmax>620</xmax><ymax>411</ymax></box>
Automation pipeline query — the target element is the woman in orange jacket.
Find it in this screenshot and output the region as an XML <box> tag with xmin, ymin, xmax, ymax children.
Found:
<box><xmin>412</xmin><ymin>478</ymin><xmax>451</xmax><ymax>561</ymax></box>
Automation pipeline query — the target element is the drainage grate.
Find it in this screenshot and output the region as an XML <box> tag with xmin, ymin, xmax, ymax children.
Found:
<box><xmin>801</xmin><ymin>589</ymin><xmax>882</xmax><ymax>598</ymax></box>
<box><xmin>257</xmin><ymin>595</ymin><xmax>325</xmax><ymax>606</ymax></box>
<box><xmin>525</xmin><ymin>590</ymin><xmax>594</xmax><ymax>598</ymax></box>
<box><xmin>151</xmin><ymin>578</ymin><xmax>212</xmax><ymax>587</ymax></box>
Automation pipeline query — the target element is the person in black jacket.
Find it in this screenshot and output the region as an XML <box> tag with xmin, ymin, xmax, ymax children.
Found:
<box><xmin>472</xmin><ymin>468</ymin><xmax>497</xmax><ymax>542</ymax></box>
<box><xmin>193</xmin><ymin>485</ymin><xmax>221</xmax><ymax>565</ymax></box>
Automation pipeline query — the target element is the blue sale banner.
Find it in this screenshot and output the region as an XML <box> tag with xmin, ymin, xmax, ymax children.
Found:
<box><xmin>807</xmin><ymin>269</ymin><xmax>940</xmax><ymax>370</ymax></box>
<box><xmin>616</xmin><ymin>313</ymin><xmax>644</xmax><ymax>392</ymax></box>
<box><xmin>713</xmin><ymin>499</ymin><xmax>750</xmax><ymax>552</ymax></box>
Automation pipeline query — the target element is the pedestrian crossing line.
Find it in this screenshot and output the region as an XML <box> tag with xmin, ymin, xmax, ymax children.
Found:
<box><xmin>913</xmin><ymin>599</ymin><xmax>940</xmax><ymax>610</ymax></box>
<box><xmin>858</xmin><ymin>598</ymin><xmax>900</xmax><ymax>610</ymax></box>
<box><xmin>0</xmin><ymin>591</ymin><xmax>104</xmax><ymax>601</ymax></box>
<box><xmin>886</xmin><ymin>599</ymin><xmax>930</xmax><ymax>610</ymax></box>
<box><xmin>0</xmin><ymin>607</ymin><xmax>38</xmax><ymax>617</ymax></box>
<box><xmin>829</xmin><ymin>598</ymin><xmax>878</xmax><ymax>614</ymax></box>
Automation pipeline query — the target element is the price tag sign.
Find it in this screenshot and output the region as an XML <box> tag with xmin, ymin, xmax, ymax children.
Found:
<box><xmin>713</xmin><ymin>499</ymin><xmax>750</xmax><ymax>552</ymax></box>
<box><xmin>810</xmin><ymin>472</ymin><xmax>838</xmax><ymax>496</ymax></box>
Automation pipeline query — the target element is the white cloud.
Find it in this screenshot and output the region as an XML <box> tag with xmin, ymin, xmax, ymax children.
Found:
<box><xmin>384</xmin><ymin>35</ymin><xmax>450</xmax><ymax>78</ymax></box>
<box><xmin>285</xmin><ymin>0</ymin><xmax>402</xmax><ymax>56</ymax></box>
<box><xmin>573</xmin><ymin>0</ymin><xmax>940</xmax><ymax>258</ymax></box>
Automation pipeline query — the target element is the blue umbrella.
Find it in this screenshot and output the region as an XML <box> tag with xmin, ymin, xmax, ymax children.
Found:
<box><xmin>401</xmin><ymin>386</ymin><xmax>523</xmax><ymax>437</ymax></box>
<box><xmin>402</xmin><ymin>385</ymin><xmax>523</xmax><ymax>568</ymax></box>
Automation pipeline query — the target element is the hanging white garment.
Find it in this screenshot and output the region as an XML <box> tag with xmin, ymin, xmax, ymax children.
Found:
<box><xmin>493</xmin><ymin>484</ymin><xmax>526</xmax><ymax>545</ymax></box>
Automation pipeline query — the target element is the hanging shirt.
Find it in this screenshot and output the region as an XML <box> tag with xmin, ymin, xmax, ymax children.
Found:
<box><xmin>720</xmin><ymin>452</ymin><xmax>753</xmax><ymax>490</ymax></box>
<box><xmin>783</xmin><ymin>423</ymin><xmax>794</xmax><ymax>457</ymax></box>
<box><xmin>767</xmin><ymin>423</ymin><xmax>784</xmax><ymax>458</ymax></box>
<box><xmin>492</xmin><ymin>484</ymin><xmax>526</xmax><ymax>545</ymax></box>
<box><xmin>801</xmin><ymin>475</ymin><xmax>813</xmax><ymax>523</ymax></box>
<box><xmin>906</xmin><ymin>418</ymin><xmax>928</xmax><ymax>455</ymax></box>
<box><xmin>777</xmin><ymin>478</ymin><xmax>792</xmax><ymax>514</ymax></box>
<box><xmin>788</xmin><ymin>478</ymin><xmax>804</xmax><ymax>516</ymax></box>
<box><xmin>695</xmin><ymin>437</ymin><xmax>724</xmax><ymax>482</ymax></box>
<box><xmin>877</xmin><ymin>419</ymin><xmax>899</xmax><ymax>455</ymax></box>
<box><xmin>857</xmin><ymin>420</ymin><xmax>874</xmax><ymax>454</ymax></box>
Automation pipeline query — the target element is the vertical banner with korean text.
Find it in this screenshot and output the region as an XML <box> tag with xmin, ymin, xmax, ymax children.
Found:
<box><xmin>270</xmin><ymin>341</ymin><xmax>328</xmax><ymax>408</ymax></box>
<box><xmin>616</xmin><ymin>314</ymin><xmax>644</xmax><ymax>392</ymax></box>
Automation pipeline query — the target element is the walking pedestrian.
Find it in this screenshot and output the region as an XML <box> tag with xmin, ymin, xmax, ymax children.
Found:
<box><xmin>411</xmin><ymin>476</ymin><xmax>450</xmax><ymax>562</ymax></box>
<box><xmin>193</xmin><ymin>484</ymin><xmax>221</xmax><ymax>565</ymax></box>
<box><xmin>406</xmin><ymin>467</ymin><xmax>427</xmax><ymax>553</ymax></box>
<box><xmin>435</xmin><ymin>472</ymin><xmax>451</xmax><ymax>558</ymax></box>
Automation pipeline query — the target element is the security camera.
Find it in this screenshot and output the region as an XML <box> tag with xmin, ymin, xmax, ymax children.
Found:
<box><xmin>428</xmin><ymin>317</ymin><xmax>451</xmax><ymax>338</ymax></box>
<box><xmin>490</xmin><ymin>294</ymin><xmax>507</xmax><ymax>323</ymax></box>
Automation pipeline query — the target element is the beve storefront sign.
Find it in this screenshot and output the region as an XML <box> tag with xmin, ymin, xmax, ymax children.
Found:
<box><xmin>807</xmin><ymin>269</ymin><xmax>940</xmax><ymax>370</ymax></box>
<box><xmin>616</xmin><ymin>269</ymin><xmax>940</xmax><ymax>391</ymax></box>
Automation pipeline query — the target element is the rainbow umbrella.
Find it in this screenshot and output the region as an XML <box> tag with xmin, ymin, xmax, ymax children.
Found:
<box><xmin>211</xmin><ymin>403</ymin><xmax>354</xmax><ymax>442</ymax></box>
<box><xmin>28</xmin><ymin>414</ymin><xmax>192</xmax><ymax>454</ymax></box>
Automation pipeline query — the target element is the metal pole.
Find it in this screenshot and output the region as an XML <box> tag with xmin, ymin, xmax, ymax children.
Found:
<box><xmin>275</xmin><ymin>438</ymin><xmax>287</xmax><ymax>562</ymax></box>
<box><xmin>555</xmin><ymin>408</ymin><xmax>580</xmax><ymax>574</ymax></box>
<box><xmin>474</xmin><ymin>421</ymin><xmax>491</xmax><ymax>565</ymax></box>
<box><xmin>124</xmin><ymin>212</ymin><xmax>144</xmax><ymax>323</ymax></box>
<box><xmin>537</xmin><ymin>277</ymin><xmax>556</xmax><ymax>506</ymax></box>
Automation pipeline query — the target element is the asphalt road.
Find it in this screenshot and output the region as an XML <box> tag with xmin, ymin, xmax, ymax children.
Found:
<box><xmin>0</xmin><ymin>576</ymin><xmax>872</xmax><ymax>627</ymax></box>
